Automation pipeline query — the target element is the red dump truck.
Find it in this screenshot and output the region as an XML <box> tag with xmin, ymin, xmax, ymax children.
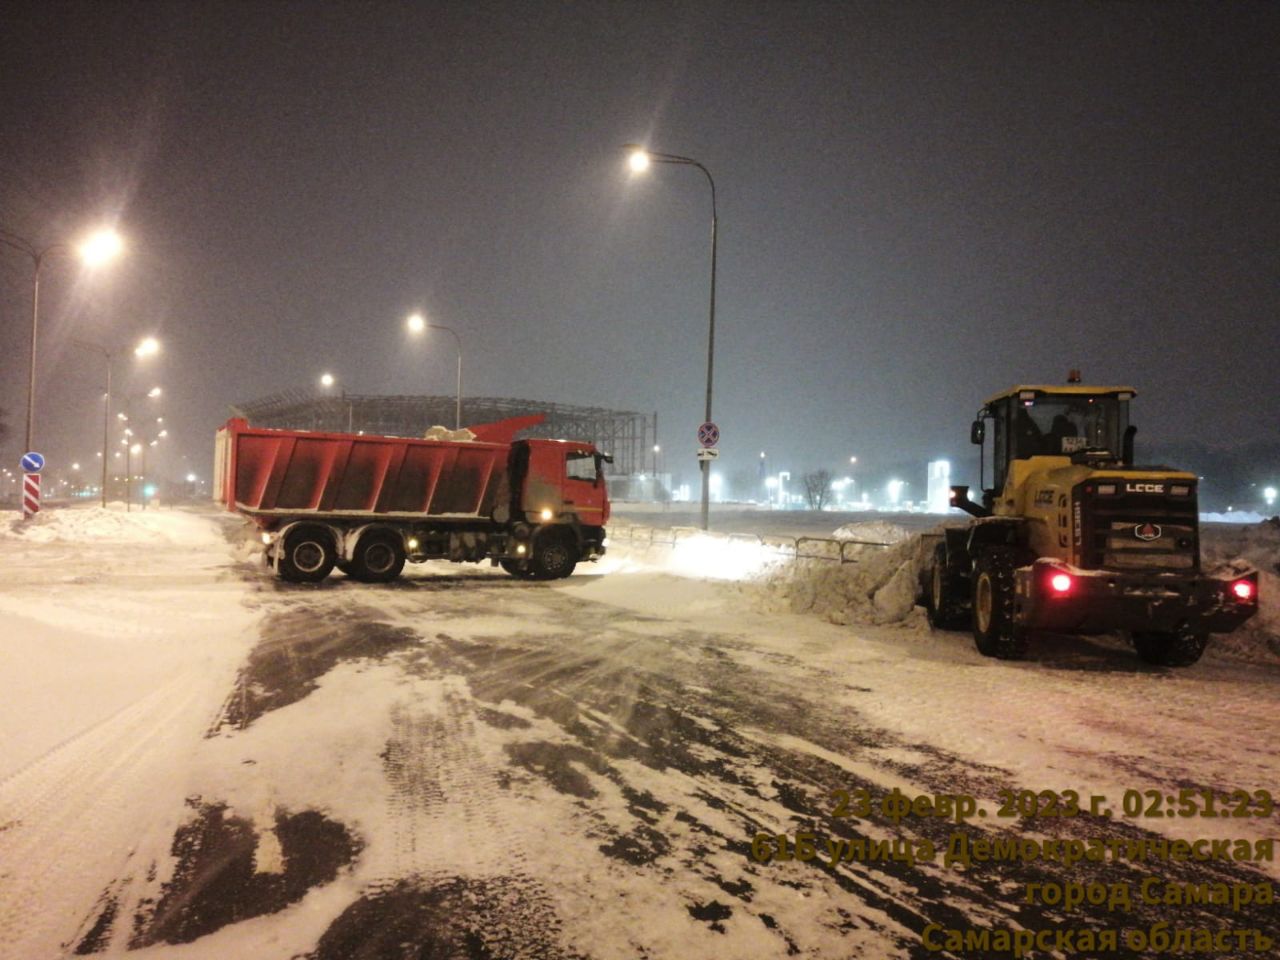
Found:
<box><xmin>214</xmin><ymin>415</ymin><xmax>611</xmax><ymax>583</ymax></box>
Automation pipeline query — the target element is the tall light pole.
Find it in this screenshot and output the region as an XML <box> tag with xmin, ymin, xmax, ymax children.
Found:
<box><xmin>73</xmin><ymin>335</ymin><xmax>159</xmax><ymax>508</ymax></box>
<box><xmin>406</xmin><ymin>313</ymin><xmax>463</xmax><ymax>429</ymax></box>
<box><xmin>625</xmin><ymin>144</ymin><xmax>718</xmax><ymax>531</ymax></box>
<box><xmin>0</xmin><ymin>226</ymin><xmax>124</xmax><ymax>457</ymax></box>
<box><xmin>121</xmin><ymin>386</ymin><xmax>161</xmax><ymax>511</ymax></box>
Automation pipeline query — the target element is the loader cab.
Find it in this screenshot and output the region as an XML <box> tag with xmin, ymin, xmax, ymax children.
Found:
<box><xmin>972</xmin><ymin>386</ymin><xmax>1134</xmax><ymax>507</ymax></box>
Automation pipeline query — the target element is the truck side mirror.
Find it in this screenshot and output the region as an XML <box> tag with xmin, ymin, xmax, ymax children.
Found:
<box><xmin>970</xmin><ymin>420</ymin><xmax>985</xmax><ymax>445</ymax></box>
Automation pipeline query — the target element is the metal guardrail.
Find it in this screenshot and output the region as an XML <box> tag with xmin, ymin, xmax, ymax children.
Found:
<box><xmin>606</xmin><ymin>523</ymin><xmax>894</xmax><ymax>564</ymax></box>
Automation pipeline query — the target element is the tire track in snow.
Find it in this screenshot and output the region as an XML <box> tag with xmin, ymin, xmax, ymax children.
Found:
<box><xmin>0</xmin><ymin>668</ymin><xmax>209</xmax><ymax>958</ymax></box>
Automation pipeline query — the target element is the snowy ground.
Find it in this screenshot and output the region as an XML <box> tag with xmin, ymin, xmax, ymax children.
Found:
<box><xmin>1</xmin><ymin>505</ymin><xmax>1277</xmax><ymax>959</ymax></box>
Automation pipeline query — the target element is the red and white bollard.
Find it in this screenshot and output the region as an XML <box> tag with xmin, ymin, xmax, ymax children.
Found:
<box><xmin>23</xmin><ymin>472</ymin><xmax>41</xmax><ymax>519</ymax></box>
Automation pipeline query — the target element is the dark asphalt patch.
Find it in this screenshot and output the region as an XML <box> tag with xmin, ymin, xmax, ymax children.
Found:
<box><xmin>686</xmin><ymin>898</ymin><xmax>732</xmax><ymax>933</ymax></box>
<box><xmin>504</xmin><ymin>741</ymin><xmax>609</xmax><ymax>799</ymax></box>
<box><xmin>128</xmin><ymin>799</ymin><xmax>362</xmax><ymax>948</ymax></box>
<box><xmin>598</xmin><ymin>823</ymin><xmax>670</xmax><ymax>865</ymax></box>
<box><xmin>307</xmin><ymin>876</ymin><xmax>585</xmax><ymax>960</ymax></box>
<box><xmin>209</xmin><ymin>607</ymin><xmax>419</xmax><ymax>732</ymax></box>
<box><xmin>70</xmin><ymin>893</ymin><xmax>118</xmax><ymax>955</ymax></box>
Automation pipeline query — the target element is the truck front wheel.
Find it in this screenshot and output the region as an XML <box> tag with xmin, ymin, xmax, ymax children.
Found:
<box><xmin>971</xmin><ymin>551</ymin><xmax>1029</xmax><ymax>660</ymax></box>
<box><xmin>350</xmin><ymin>532</ymin><xmax>406</xmax><ymax>583</ymax></box>
<box><xmin>1131</xmin><ymin>628</ymin><xmax>1208</xmax><ymax>667</ymax></box>
<box><xmin>279</xmin><ymin>526</ymin><xmax>336</xmax><ymax>583</ymax></box>
<box><xmin>532</xmin><ymin>532</ymin><xmax>577</xmax><ymax>580</ymax></box>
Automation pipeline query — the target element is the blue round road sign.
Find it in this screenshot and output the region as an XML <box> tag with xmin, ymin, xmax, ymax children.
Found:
<box><xmin>21</xmin><ymin>452</ymin><xmax>45</xmax><ymax>473</ymax></box>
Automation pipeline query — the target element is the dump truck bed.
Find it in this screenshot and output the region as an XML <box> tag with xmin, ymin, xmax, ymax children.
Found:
<box><xmin>215</xmin><ymin>419</ymin><xmax>511</xmax><ymax>521</ymax></box>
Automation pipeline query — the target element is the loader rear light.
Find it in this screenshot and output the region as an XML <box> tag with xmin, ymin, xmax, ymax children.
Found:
<box><xmin>1231</xmin><ymin>580</ymin><xmax>1255</xmax><ymax>601</ymax></box>
<box><xmin>1049</xmin><ymin>572</ymin><xmax>1074</xmax><ymax>595</ymax></box>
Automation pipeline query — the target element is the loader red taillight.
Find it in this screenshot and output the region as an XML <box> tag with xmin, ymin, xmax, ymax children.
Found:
<box><xmin>1231</xmin><ymin>580</ymin><xmax>1255</xmax><ymax>601</ymax></box>
<box><xmin>1049</xmin><ymin>572</ymin><xmax>1074</xmax><ymax>595</ymax></box>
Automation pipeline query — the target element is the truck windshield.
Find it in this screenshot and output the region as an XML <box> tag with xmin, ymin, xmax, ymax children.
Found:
<box><xmin>1009</xmin><ymin>395</ymin><xmax>1128</xmax><ymax>460</ymax></box>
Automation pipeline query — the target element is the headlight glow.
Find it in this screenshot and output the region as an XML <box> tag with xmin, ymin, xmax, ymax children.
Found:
<box><xmin>540</xmin><ymin>508</ymin><xmax>553</xmax><ymax>521</ymax></box>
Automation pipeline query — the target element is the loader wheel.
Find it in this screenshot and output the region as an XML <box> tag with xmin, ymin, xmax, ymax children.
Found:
<box><xmin>350</xmin><ymin>532</ymin><xmax>406</xmax><ymax>583</ymax></box>
<box><xmin>532</xmin><ymin>532</ymin><xmax>577</xmax><ymax>580</ymax></box>
<box><xmin>1131</xmin><ymin>627</ymin><xmax>1208</xmax><ymax>667</ymax></box>
<box><xmin>926</xmin><ymin>543</ymin><xmax>969</xmax><ymax>630</ymax></box>
<box><xmin>279</xmin><ymin>525</ymin><xmax>336</xmax><ymax>584</ymax></box>
<box><xmin>971</xmin><ymin>551</ymin><xmax>1029</xmax><ymax>660</ymax></box>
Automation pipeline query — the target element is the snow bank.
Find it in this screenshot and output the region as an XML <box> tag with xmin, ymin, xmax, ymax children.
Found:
<box><xmin>755</xmin><ymin>534</ymin><xmax>930</xmax><ymax>627</ymax></box>
<box><xmin>3</xmin><ymin>504</ymin><xmax>226</xmax><ymax>548</ymax></box>
<box><xmin>830</xmin><ymin>520</ymin><xmax>910</xmax><ymax>544</ymax></box>
<box><xmin>1202</xmin><ymin>519</ymin><xmax>1280</xmax><ymax>661</ymax></box>
<box><xmin>1201</xmin><ymin>511</ymin><xmax>1271</xmax><ymax>524</ymax></box>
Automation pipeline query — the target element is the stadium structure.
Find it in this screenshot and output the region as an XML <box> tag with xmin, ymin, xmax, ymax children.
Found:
<box><xmin>229</xmin><ymin>389</ymin><xmax>663</xmax><ymax>498</ymax></box>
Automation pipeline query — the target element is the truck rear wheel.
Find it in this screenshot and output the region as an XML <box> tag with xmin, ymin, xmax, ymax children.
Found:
<box><xmin>532</xmin><ymin>532</ymin><xmax>576</xmax><ymax>580</ymax></box>
<box><xmin>500</xmin><ymin>559</ymin><xmax>535</xmax><ymax>579</ymax></box>
<box><xmin>926</xmin><ymin>543</ymin><xmax>969</xmax><ymax>630</ymax></box>
<box><xmin>350</xmin><ymin>532</ymin><xmax>406</xmax><ymax>583</ymax></box>
<box><xmin>1131</xmin><ymin>628</ymin><xmax>1208</xmax><ymax>667</ymax></box>
<box><xmin>971</xmin><ymin>551</ymin><xmax>1029</xmax><ymax>659</ymax></box>
<box><xmin>279</xmin><ymin>526</ymin><xmax>336</xmax><ymax>583</ymax></box>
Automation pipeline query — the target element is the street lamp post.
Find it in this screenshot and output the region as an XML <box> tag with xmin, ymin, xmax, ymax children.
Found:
<box><xmin>0</xmin><ymin>227</ymin><xmax>124</xmax><ymax>459</ymax></box>
<box><xmin>73</xmin><ymin>336</ymin><xmax>158</xmax><ymax>508</ymax></box>
<box><xmin>406</xmin><ymin>314</ymin><xmax>463</xmax><ymax>429</ymax></box>
<box><xmin>625</xmin><ymin>145</ymin><xmax>718</xmax><ymax>531</ymax></box>
<box><xmin>121</xmin><ymin>387</ymin><xmax>161</xmax><ymax>511</ymax></box>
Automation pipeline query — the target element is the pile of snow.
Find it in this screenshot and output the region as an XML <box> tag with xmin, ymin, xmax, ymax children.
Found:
<box><xmin>3</xmin><ymin>505</ymin><xmax>227</xmax><ymax>547</ymax></box>
<box><xmin>756</xmin><ymin>533</ymin><xmax>930</xmax><ymax>627</ymax></box>
<box><xmin>830</xmin><ymin>519</ymin><xmax>910</xmax><ymax>544</ymax></box>
<box><xmin>1202</xmin><ymin>510</ymin><xmax>1270</xmax><ymax>524</ymax></box>
<box><xmin>422</xmin><ymin>425</ymin><xmax>476</xmax><ymax>441</ymax></box>
<box><xmin>1202</xmin><ymin>518</ymin><xmax>1280</xmax><ymax>661</ymax></box>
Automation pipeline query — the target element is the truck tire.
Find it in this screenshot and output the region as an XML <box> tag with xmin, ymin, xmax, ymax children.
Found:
<box><xmin>349</xmin><ymin>532</ymin><xmax>406</xmax><ymax>583</ymax></box>
<box><xmin>971</xmin><ymin>551</ymin><xmax>1029</xmax><ymax>659</ymax></box>
<box><xmin>1131</xmin><ymin>628</ymin><xmax>1208</xmax><ymax>667</ymax></box>
<box><xmin>500</xmin><ymin>559</ymin><xmax>535</xmax><ymax>579</ymax></box>
<box><xmin>279</xmin><ymin>525</ymin><xmax>336</xmax><ymax>583</ymax></box>
<box><xmin>532</xmin><ymin>532</ymin><xmax>576</xmax><ymax>580</ymax></box>
<box><xmin>926</xmin><ymin>543</ymin><xmax>969</xmax><ymax>630</ymax></box>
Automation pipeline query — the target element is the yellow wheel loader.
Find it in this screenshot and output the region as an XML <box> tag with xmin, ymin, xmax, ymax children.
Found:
<box><xmin>927</xmin><ymin>378</ymin><xmax>1258</xmax><ymax>665</ymax></box>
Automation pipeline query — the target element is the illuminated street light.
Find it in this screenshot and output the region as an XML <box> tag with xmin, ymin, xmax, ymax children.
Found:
<box><xmin>78</xmin><ymin>229</ymin><xmax>125</xmax><ymax>267</ymax></box>
<box><xmin>0</xmin><ymin>225</ymin><xmax>124</xmax><ymax>462</ymax></box>
<box><xmin>406</xmin><ymin>313</ymin><xmax>464</xmax><ymax>429</ymax></box>
<box><xmin>320</xmin><ymin>372</ymin><xmax>335</xmax><ymax>388</ymax></box>
<box><xmin>624</xmin><ymin>143</ymin><xmax>719</xmax><ymax>531</ymax></box>
<box><xmin>134</xmin><ymin>336</ymin><xmax>159</xmax><ymax>358</ymax></box>
<box><xmin>1266</xmin><ymin>487</ymin><xmax>1277</xmax><ymax>508</ymax></box>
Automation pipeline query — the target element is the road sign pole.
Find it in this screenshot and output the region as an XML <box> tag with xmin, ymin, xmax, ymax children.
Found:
<box><xmin>23</xmin><ymin>473</ymin><xmax>40</xmax><ymax>519</ymax></box>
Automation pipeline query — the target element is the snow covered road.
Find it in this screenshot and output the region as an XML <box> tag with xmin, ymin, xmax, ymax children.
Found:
<box><xmin>1</xmin><ymin>507</ymin><xmax>1277</xmax><ymax>959</ymax></box>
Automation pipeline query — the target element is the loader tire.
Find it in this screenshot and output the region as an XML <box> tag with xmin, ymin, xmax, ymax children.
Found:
<box><xmin>926</xmin><ymin>543</ymin><xmax>969</xmax><ymax>630</ymax></box>
<box><xmin>971</xmin><ymin>550</ymin><xmax>1029</xmax><ymax>660</ymax></box>
<box><xmin>1132</xmin><ymin>627</ymin><xmax>1208</xmax><ymax>667</ymax></box>
<box><xmin>279</xmin><ymin>525</ymin><xmax>336</xmax><ymax>584</ymax></box>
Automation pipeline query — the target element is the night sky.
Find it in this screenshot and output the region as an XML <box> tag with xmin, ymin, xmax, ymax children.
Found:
<box><xmin>2</xmin><ymin>1</ymin><xmax>1277</xmax><ymax>503</ymax></box>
